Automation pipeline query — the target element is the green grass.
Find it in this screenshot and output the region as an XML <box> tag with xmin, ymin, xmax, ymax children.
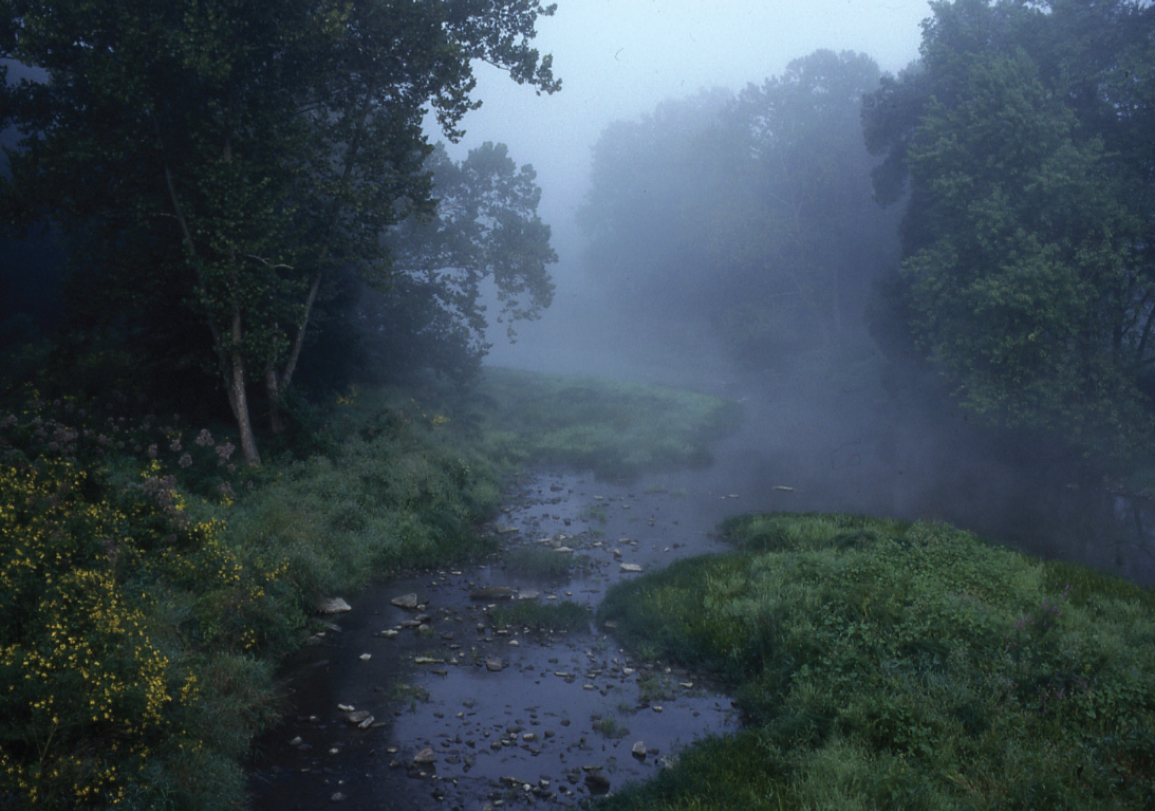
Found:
<box><xmin>473</xmin><ymin>367</ymin><xmax>741</xmax><ymax>480</ymax></box>
<box><xmin>0</xmin><ymin>370</ymin><xmax>734</xmax><ymax>808</ymax></box>
<box><xmin>503</xmin><ymin>546</ymin><xmax>592</xmax><ymax>579</ymax></box>
<box><xmin>595</xmin><ymin>512</ymin><xmax>1155</xmax><ymax>811</ymax></box>
<box><xmin>490</xmin><ymin>600</ymin><xmax>591</xmax><ymax>632</ymax></box>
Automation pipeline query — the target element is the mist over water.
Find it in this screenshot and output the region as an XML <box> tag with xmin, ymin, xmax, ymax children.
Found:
<box><xmin>452</xmin><ymin>1</ymin><xmax>1155</xmax><ymax>588</ymax></box>
<box><xmin>491</xmin><ymin>300</ymin><xmax>1155</xmax><ymax>587</ymax></box>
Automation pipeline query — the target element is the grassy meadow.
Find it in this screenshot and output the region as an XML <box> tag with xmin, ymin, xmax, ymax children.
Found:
<box><xmin>474</xmin><ymin>367</ymin><xmax>742</xmax><ymax>480</ymax></box>
<box><xmin>0</xmin><ymin>370</ymin><xmax>737</xmax><ymax>809</ymax></box>
<box><xmin>595</xmin><ymin>512</ymin><xmax>1155</xmax><ymax>811</ymax></box>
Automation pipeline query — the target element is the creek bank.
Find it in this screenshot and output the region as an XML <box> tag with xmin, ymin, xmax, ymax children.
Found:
<box><xmin>247</xmin><ymin>470</ymin><xmax>743</xmax><ymax>810</ymax></box>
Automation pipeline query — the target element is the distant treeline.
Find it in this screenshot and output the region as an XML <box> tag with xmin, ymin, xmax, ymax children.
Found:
<box><xmin>580</xmin><ymin>0</ymin><xmax>1155</xmax><ymax>466</ymax></box>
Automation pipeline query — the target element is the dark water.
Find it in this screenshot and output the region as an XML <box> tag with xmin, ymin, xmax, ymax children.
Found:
<box><xmin>246</xmin><ymin>471</ymin><xmax>743</xmax><ymax>810</ymax></box>
<box><xmin>247</xmin><ymin>385</ymin><xmax>1155</xmax><ymax>810</ymax></box>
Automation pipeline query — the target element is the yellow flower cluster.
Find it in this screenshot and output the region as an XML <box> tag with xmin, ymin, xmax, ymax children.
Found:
<box><xmin>0</xmin><ymin>566</ymin><xmax>174</xmax><ymax>804</ymax></box>
<box><xmin>1</xmin><ymin>423</ymin><xmax>295</xmax><ymax>804</ymax></box>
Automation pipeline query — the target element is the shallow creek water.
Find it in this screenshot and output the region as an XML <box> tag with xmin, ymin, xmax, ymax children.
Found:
<box><xmin>247</xmin><ymin>469</ymin><xmax>749</xmax><ymax>810</ymax></box>
<box><xmin>247</xmin><ymin>389</ymin><xmax>1155</xmax><ymax>810</ymax></box>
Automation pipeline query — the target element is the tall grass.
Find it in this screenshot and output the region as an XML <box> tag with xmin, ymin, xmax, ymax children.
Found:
<box><xmin>597</xmin><ymin>512</ymin><xmax>1155</xmax><ymax>811</ymax></box>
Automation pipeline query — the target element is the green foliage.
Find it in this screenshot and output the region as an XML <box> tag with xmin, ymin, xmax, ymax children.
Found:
<box><xmin>490</xmin><ymin>600</ymin><xmax>591</xmax><ymax>632</ymax></box>
<box><xmin>863</xmin><ymin>0</ymin><xmax>1155</xmax><ymax>463</ymax></box>
<box><xmin>473</xmin><ymin>367</ymin><xmax>741</xmax><ymax>480</ymax></box>
<box><xmin>0</xmin><ymin>381</ymin><xmax>506</xmax><ymax>807</ymax></box>
<box><xmin>0</xmin><ymin>367</ymin><xmax>740</xmax><ymax>807</ymax></box>
<box><xmin>0</xmin><ymin>396</ymin><xmax>284</xmax><ymax>808</ymax></box>
<box><xmin>503</xmin><ymin>546</ymin><xmax>591</xmax><ymax>578</ymax></box>
<box><xmin>349</xmin><ymin>141</ymin><xmax>558</xmax><ymax>388</ymax></box>
<box><xmin>0</xmin><ymin>0</ymin><xmax>560</xmax><ymax>461</ymax></box>
<box><xmin>596</xmin><ymin>512</ymin><xmax>1155</xmax><ymax>811</ymax></box>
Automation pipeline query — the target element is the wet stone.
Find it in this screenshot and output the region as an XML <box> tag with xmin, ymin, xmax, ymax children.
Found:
<box><xmin>584</xmin><ymin>772</ymin><xmax>611</xmax><ymax>795</ymax></box>
<box><xmin>317</xmin><ymin>596</ymin><xmax>352</xmax><ymax>614</ymax></box>
<box><xmin>391</xmin><ymin>593</ymin><xmax>420</xmax><ymax>609</ymax></box>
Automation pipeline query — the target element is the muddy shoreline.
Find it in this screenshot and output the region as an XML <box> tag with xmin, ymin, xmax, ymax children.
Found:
<box><xmin>246</xmin><ymin>470</ymin><xmax>744</xmax><ymax>810</ymax></box>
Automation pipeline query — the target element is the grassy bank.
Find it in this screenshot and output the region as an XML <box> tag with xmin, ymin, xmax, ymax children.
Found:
<box><xmin>474</xmin><ymin>367</ymin><xmax>742</xmax><ymax>480</ymax></box>
<box><xmin>0</xmin><ymin>370</ymin><xmax>737</xmax><ymax>808</ymax></box>
<box><xmin>596</xmin><ymin>512</ymin><xmax>1155</xmax><ymax>811</ymax></box>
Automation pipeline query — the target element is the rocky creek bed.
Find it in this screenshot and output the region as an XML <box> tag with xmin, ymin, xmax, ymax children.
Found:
<box><xmin>247</xmin><ymin>469</ymin><xmax>752</xmax><ymax>810</ymax></box>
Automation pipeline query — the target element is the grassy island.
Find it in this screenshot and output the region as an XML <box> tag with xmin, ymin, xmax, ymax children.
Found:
<box><xmin>596</xmin><ymin>512</ymin><xmax>1155</xmax><ymax>811</ymax></box>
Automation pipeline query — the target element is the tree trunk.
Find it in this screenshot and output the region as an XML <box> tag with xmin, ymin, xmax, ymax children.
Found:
<box><xmin>266</xmin><ymin>367</ymin><xmax>285</xmax><ymax>435</ymax></box>
<box><xmin>226</xmin><ymin>307</ymin><xmax>262</xmax><ymax>465</ymax></box>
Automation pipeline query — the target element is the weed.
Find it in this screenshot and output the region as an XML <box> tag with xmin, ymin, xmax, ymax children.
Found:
<box><xmin>592</xmin><ymin>715</ymin><xmax>630</xmax><ymax>739</ymax></box>
<box><xmin>503</xmin><ymin>546</ymin><xmax>590</xmax><ymax>579</ymax></box>
<box><xmin>579</xmin><ymin>505</ymin><xmax>609</xmax><ymax>524</ymax></box>
<box><xmin>391</xmin><ymin>682</ymin><xmax>431</xmax><ymax>713</ymax></box>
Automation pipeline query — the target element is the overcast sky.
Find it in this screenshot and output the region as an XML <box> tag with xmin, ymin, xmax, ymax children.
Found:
<box><xmin>434</xmin><ymin>0</ymin><xmax>933</xmax><ymax>250</ymax></box>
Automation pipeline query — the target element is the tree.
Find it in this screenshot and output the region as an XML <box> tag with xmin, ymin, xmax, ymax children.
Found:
<box><xmin>0</xmin><ymin>0</ymin><xmax>559</xmax><ymax>463</ymax></box>
<box><xmin>578</xmin><ymin>51</ymin><xmax>895</xmax><ymax>369</ymax></box>
<box><xmin>356</xmin><ymin>141</ymin><xmax>556</xmax><ymax>386</ymax></box>
<box><xmin>862</xmin><ymin>0</ymin><xmax>1155</xmax><ymax>461</ymax></box>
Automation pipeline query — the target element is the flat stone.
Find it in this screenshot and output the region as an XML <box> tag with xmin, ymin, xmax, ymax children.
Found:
<box><xmin>344</xmin><ymin>710</ymin><xmax>374</xmax><ymax>728</ymax></box>
<box><xmin>317</xmin><ymin>596</ymin><xmax>352</xmax><ymax>614</ymax></box>
<box><xmin>391</xmin><ymin>593</ymin><xmax>420</xmax><ymax>609</ymax></box>
<box><xmin>413</xmin><ymin>748</ymin><xmax>437</xmax><ymax>764</ymax></box>
<box><xmin>619</xmin><ymin>563</ymin><xmax>644</xmax><ymax>573</ymax></box>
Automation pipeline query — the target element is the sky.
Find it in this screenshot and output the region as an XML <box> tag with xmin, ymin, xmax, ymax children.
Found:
<box><xmin>434</xmin><ymin>0</ymin><xmax>934</xmax><ymax>248</ymax></box>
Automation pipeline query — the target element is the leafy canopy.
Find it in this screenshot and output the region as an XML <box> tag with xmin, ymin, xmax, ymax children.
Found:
<box><xmin>0</xmin><ymin>0</ymin><xmax>559</xmax><ymax>462</ymax></box>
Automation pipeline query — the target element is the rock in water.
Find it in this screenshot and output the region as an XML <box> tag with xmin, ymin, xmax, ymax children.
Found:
<box><xmin>317</xmin><ymin>596</ymin><xmax>352</xmax><ymax>614</ymax></box>
<box><xmin>584</xmin><ymin>772</ymin><xmax>611</xmax><ymax>795</ymax></box>
<box><xmin>619</xmin><ymin>563</ymin><xmax>644</xmax><ymax>573</ymax></box>
<box><xmin>344</xmin><ymin>710</ymin><xmax>374</xmax><ymax>728</ymax></box>
<box><xmin>485</xmin><ymin>657</ymin><xmax>504</xmax><ymax>672</ymax></box>
<box><xmin>631</xmin><ymin>741</ymin><xmax>647</xmax><ymax>759</ymax></box>
<box><xmin>391</xmin><ymin>593</ymin><xmax>419</xmax><ymax>609</ymax></box>
<box><xmin>413</xmin><ymin>748</ymin><xmax>437</xmax><ymax>764</ymax></box>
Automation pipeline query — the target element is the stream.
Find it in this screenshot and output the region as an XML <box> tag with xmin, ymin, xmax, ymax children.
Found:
<box><xmin>247</xmin><ymin>386</ymin><xmax>1155</xmax><ymax>810</ymax></box>
<box><xmin>246</xmin><ymin>469</ymin><xmax>745</xmax><ymax>809</ymax></box>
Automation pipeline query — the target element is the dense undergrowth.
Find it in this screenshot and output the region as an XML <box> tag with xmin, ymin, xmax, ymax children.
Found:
<box><xmin>596</xmin><ymin>512</ymin><xmax>1155</xmax><ymax>811</ymax></box>
<box><xmin>0</xmin><ymin>369</ymin><xmax>737</xmax><ymax>808</ymax></box>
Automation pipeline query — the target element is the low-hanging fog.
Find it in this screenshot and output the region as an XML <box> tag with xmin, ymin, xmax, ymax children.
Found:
<box><xmin>429</xmin><ymin>0</ymin><xmax>1155</xmax><ymax>585</ymax></box>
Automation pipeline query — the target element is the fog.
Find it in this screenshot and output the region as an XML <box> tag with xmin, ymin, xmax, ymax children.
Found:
<box><xmin>433</xmin><ymin>0</ymin><xmax>930</xmax><ymax>379</ymax></box>
<box><xmin>430</xmin><ymin>0</ymin><xmax>1155</xmax><ymax>585</ymax></box>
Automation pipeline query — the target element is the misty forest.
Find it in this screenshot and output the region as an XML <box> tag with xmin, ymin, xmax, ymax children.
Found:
<box><xmin>2</xmin><ymin>1</ymin><xmax>1155</xmax><ymax>809</ymax></box>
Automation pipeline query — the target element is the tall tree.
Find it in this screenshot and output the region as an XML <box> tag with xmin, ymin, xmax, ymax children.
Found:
<box><xmin>0</xmin><ymin>0</ymin><xmax>559</xmax><ymax>462</ymax></box>
<box><xmin>863</xmin><ymin>0</ymin><xmax>1155</xmax><ymax>461</ymax></box>
<box><xmin>357</xmin><ymin>141</ymin><xmax>557</xmax><ymax>386</ymax></box>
